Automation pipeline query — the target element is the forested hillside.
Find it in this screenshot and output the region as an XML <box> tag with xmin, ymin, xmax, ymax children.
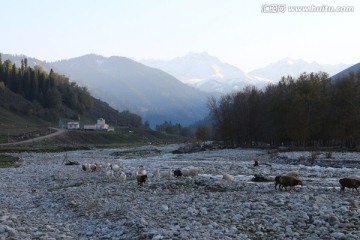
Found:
<box><xmin>0</xmin><ymin>54</ymin><xmax>142</xmax><ymax>127</ymax></box>
<box><xmin>209</xmin><ymin>71</ymin><xmax>360</xmax><ymax>148</ymax></box>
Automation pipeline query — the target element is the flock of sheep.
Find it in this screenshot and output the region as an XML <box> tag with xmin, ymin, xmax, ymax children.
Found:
<box><xmin>81</xmin><ymin>162</ymin><xmax>204</xmax><ymax>186</ymax></box>
<box><xmin>81</xmin><ymin>162</ymin><xmax>360</xmax><ymax>193</ymax></box>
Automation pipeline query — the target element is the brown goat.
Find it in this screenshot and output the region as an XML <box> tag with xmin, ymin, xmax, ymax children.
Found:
<box><xmin>279</xmin><ymin>175</ymin><xmax>303</xmax><ymax>190</ymax></box>
<box><xmin>339</xmin><ymin>178</ymin><xmax>360</xmax><ymax>193</ymax></box>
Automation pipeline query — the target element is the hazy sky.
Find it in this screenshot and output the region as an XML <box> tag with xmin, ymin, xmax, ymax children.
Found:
<box><xmin>1</xmin><ymin>0</ymin><xmax>359</xmax><ymax>71</ymax></box>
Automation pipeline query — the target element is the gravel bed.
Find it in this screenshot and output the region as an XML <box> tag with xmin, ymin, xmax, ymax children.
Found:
<box><xmin>1</xmin><ymin>145</ymin><xmax>360</xmax><ymax>239</ymax></box>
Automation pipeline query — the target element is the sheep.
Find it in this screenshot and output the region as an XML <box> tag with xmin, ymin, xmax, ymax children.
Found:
<box><xmin>106</xmin><ymin>167</ymin><xmax>114</xmax><ymax>179</ymax></box>
<box><xmin>112</xmin><ymin>164</ymin><xmax>121</xmax><ymax>172</ymax></box>
<box><xmin>339</xmin><ymin>178</ymin><xmax>360</xmax><ymax>193</ymax></box>
<box><xmin>90</xmin><ymin>163</ymin><xmax>103</xmax><ymax>172</ymax></box>
<box><xmin>137</xmin><ymin>165</ymin><xmax>147</xmax><ymax>176</ymax></box>
<box><xmin>180</xmin><ymin>166</ymin><xmax>203</xmax><ymax>177</ymax></box>
<box><xmin>81</xmin><ymin>163</ymin><xmax>91</xmax><ymax>171</ymax></box>
<box><xmin>159</xmin><ymin>169</ymin><xmax>173</xmax><ymax>179</ymax></box>
<box><xmin>173</xmin><ymin>169</ymin><xmax>182</xmax><ymax>178</ymax></box>
<box><xmin>136</xmin><ymin>165</ymin><xmax>147</xmax><ymax>186</ymax></box>
<box><xmin>119</xmin><ymin>171</ymin><xmax>127</xmax><ymax>183</ymax></box>
<box><xmin>278</xmin><ymin>175</ymin><xmax>303</xmax><ymax>191</ymax></box>
<box><xmin>222</xmin><ymin>173</ymin><xmax>235</xmax><ymax>181</ymax></box>
<box><xmin>152</xmin><ymin>168</ymin><xmax>160</xmax><ymax>177</ymax></box>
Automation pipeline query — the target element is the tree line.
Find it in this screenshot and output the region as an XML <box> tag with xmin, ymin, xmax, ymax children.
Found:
<box><xmin>155</xmin><ymin>121</ymin><xmax>192</xmax><ymax>137</ymax></box>
<box><xmin>0</xmin><ymin>54</ymin><xmax>92</xmax><ymax>115</ymax></box>
<box><xmin>0</xmin><ymin>54</ymin><xmax>143</xmax><ymax>127</ymax></box>
<box><xmin>208</xmin><ymin>71</ymin><xmax>360</xmax><ymax>148</ymax></box>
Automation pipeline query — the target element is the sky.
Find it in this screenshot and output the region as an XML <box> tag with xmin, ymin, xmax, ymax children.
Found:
<box><xmin>0</xmin><ymin>0</ymin><xmax>359</xmax><ymax>72</ymax></box>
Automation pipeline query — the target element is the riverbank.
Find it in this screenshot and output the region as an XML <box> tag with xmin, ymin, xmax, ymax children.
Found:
<box><xmin>1</xmin><ymin>146</ymin><xmax>360</xmax><ymax>239</ymax></box>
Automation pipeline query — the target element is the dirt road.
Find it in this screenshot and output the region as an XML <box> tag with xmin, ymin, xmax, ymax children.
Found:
<box><xmin>0</xmin><ymin>128</ymin><xmax>67</xmax><ymax>146</ymax></box>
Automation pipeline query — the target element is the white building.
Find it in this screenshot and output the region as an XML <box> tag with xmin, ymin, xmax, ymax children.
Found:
<box><xmin>84</xmin><ymin>118</ymin><xmax>112</xmax><ymax>131</ymax></box>
<box><xmin>67</xmin><ymin>122</ymin><xmax>80</xmax><ymax>130</ymax></box>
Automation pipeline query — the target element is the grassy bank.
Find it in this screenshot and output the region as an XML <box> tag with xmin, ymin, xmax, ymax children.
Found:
<box><xmin>0</xmin><ymin>127</ymin><xmax>189</xmax><ymax>153</ymax></box>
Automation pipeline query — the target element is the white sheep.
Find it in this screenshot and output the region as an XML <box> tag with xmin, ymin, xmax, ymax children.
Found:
<box><xmin>152</xmin><ymin>168</ymin><xmax>160</xmax><ymax>177</ymax></box>
<box><xmin>159</xmin><ymin>169</ymin><xmax>174</xmax><ymax>179</ymax></box>
<box><xmin>81</xmin><ymin>163</ymin><xmax>91</xmax><ymax>171</ymax></box>
<box><xmin>181</xmin><ymin>166</ymin><xmax>203</xmax><ymax>177</ymax></box>
<box><xmin>137</xmin><ymin>165</ymin><xmax>147</xmax><ymax>176</ymax></box>
<box><xmin>106</xmin><ymin>169</ymin><xmax>114</xmax><ymax>179</ymax></box>
<box><xmin>105</xmin><ymin>163</ymin><xmax>114</xmax><ymax>179</ymax></box>
<box><xmin>119</xmin><ymin>171</ymin><xmax>127</xmax><ymax>183</ymax></box>
<box><xmin>90</xmin><ymin>163</ymin><xmax>104</xmax><ymax>172</ymax></box>
<box><xmin>222</xmin><ymin>173</ymin><xmax>235</xmax><ymax>181</ymax></box>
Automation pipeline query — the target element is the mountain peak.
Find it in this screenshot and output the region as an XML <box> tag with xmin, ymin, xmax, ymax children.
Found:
<box><xmin>141</xmin><ymin>52</ymin><xmax>270</xmax><ymax>93</ymax></box>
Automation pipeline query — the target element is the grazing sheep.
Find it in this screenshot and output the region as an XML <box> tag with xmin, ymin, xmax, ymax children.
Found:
<box><xmin>137</xmin><ymin>165</ymin><xmax>147</xmax><ymax>176</ymax></box>
<box><xmin>82</xmin><ymin>163</ymin><xmax>104</xmax><ymax>172</ymax></box>
<box><xmin>90</xmin><ymin>163</ymin><xmax>102</xmax><ymax>172</ymax></box>
<box><xmin>339</xmin><ymin>178</ymin><xmax>360</xmax><ymax>193</ymax></box>
<box><xmin>104</xmin><ymin>163</ymin><xmax>115</xmax><ymax>179</ymax></box>
<box><xmin>173</xmin><ymin>169</ymin><xmax>182</xmax><ymax>178</ymax></box>
<box><xmin>119</xmin><ymin>171</ymin><xmax>127</xmax><ymax>183</ymax></box>
<box><xmin>222</xmin><ymin>173</ymin><xmax>235</xmax><ymax>181</ymax></box>
<box><xmin>159</xmin><ymin>169</ymin><xmax>173</xmax><ymax>179</ymax></box>
<box><xmin>181</xmin><ymin>166</ymin><xmax>203</xmax><ymax>177</ymax></box>
<box><xmin>152</xmin><ymin>168</ymin><xmax>160</xmax><ymax>177</ymax></box>
<box><xmin>279</xmin><ymin>175</ymin><xmax>303</xmax><ymax>190</ymax></box>
<box><xmin>106</xmin><ymin>168</ymin><xmax>114</xmax><ymax>179</ymax></box>
<box><xmin>82</xmin><ymin>163</ymin><xmax>91</xmax><ymax>171</ymax></box>
<box><xmin>112</xmin><ymin>164</ymin><xmax>120</xmax><ymax>172</ymax></box>
<box><xmin>136</xmin><ymin>166</ymin><xmax>147</xmax><ymax>186</ymax></box>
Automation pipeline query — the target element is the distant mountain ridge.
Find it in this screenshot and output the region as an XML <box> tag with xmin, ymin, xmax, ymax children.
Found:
<box><xmin>142</xmin><ymin>52</ymin><xmax>271</xmax><ymax>93</ymax></box>
<box><xmin>142</xmin><ymin>53</ymin><xmax>351</xmax><ymax>93</ymax></box>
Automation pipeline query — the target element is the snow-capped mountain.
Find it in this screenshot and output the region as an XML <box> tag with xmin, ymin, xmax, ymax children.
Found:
<box><xmin>249</xmin><ymin>58</ymin><xmax>350</xmax><ymax>83</ymax></box>
<box><xmin>143</xmin><ymin>54</ymin><xmax>351</xmax><ymax>93</ymax></box>
<box><xmin>142</xmin><ymin>52</ymin><xmax>271</xmax><ymax>93</ymax></box>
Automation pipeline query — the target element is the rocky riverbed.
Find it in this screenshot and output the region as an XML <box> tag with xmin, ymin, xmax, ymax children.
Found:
<box><xmin>1</xmin><ymin>145</ymin><xmax>360</xmax><ymax>239</ymax></box>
